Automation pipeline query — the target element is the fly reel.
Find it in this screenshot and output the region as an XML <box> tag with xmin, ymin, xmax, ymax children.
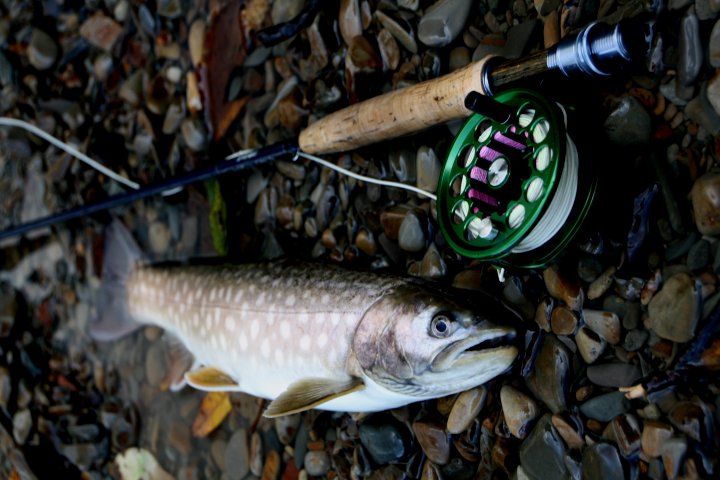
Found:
<box><xmin>437</xmin><ymin>89</ymin><xmax>597</xmax><ymax>268</ymax></box>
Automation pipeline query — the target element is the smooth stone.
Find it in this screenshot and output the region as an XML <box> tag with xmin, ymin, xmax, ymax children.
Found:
<box><xmin>692</xmin><ymin>172</ymin><xmax>720</xmax><ymax>236</ymax></box>
<box><xmin>471</xmin><ymin>43</ymin><xmax>506</xmax><ymax>62</ymax></box>
<box><xmin>551</xmin><ymin>414</ymin><xmax>584</xmax><ymax>451</ymax></box>
<box><xmin>389</xmin><ymin>149</ymin><xmax>416</xmax><ymax>183</ymax></box>
<box><xmin>707</xmin><ymin>71</ymin><xmax>720</xmax><ymax>119</ymax></box>
<box><xmin>586</xmin><ymin>362</ymin><xmax>642</xmax><ymax>388</ymax></box>
<box><xmin>189</xmin><ymin>19</ymin><xmax>206</xmax><ymax>67</ymax></box>
<box><xmin>378</xmin><ymin>28</ymin><xmax>400</xmax><ymax>71</ymax></box>
<box><xmin>412</xmin><ymin>420</ymin><xmax>450</xmax><ymax>465</ymax></box>
<box><xmin>275</xmin><ymin>414</ymin><xmax>300</xmax><ymax>445</ymax></box>
<box><xmin>416</xmin><ymin>146</ymin><xmax>441</xmax><ymax>193</ymax></box>
<box><xmin>447</xmin><ymin>387</ymin><xmax>487</xmax><ymax>434</ymax></box>
<box><xmin>550</xmin><ymin>306</ymin><xmax>577</xmax><ymax>336</ymax></box>
<box><xmin>80</xmin><ymin>12</ymin><xmax>124</xmax><ymax>52</ymax></box>
<box><xmin>641</xmin><ymin>420</ymin><xmax>674</xmax><ymax>458</ymax></box>
<box><xmin>225</xmin><ymin>429</ymin><xmax>250</xmax><ymax>480</ymax></box>
<box><xmin>686</xmin><ymin>84</ymin><xmax>720</xmax><ymax>135</ymax></box>
<box><xmin>272</xmin><ymin>0</ymin><xmax>305</xmax><ymax>24</ymax></box>
<box><xmin>543</xmin><ymin>264</ymin><xmax>584</xmax><ymax>310</ymax></box>
<box><xmin>13</xmin><ymin>409</ymin><xmax>31</xmax><ymax>444</ymax></box>
<box><xmin>398</xmin><ymin>210</ymin><xmax>426</xmax><ymax>252</ymax></box>
<box><xmin>587</xmin><ymin>265</ymin><xmax>615</xmax><ymax>300</ymax></box>
<box><xmin>622</xmin><ymin>302</ymin><xmax>640</xmax><ymax>330</ymax></box>
<box><xmin>359</xmin><ymin>422</ymin><xmax>407</xmax><ymax>465</ymax></box>
<box><xmin>212</xmin><ymin>439</ymin><xmax>227</xmax><ymax>470</ymax></box>
<box><xmin>678</xmin><ymin>7</ymin><xmax>702</xmax><ymax>87</ymax></box>
<box><xmin>148</xmin><ymin>222</ymin><xmax>172</xmax><ymax>255</ymax></box>
<box><xmin>609</xmin><ymin>414</ymin><xmax>641</xmax><ymax>457</ymax></box>
<box><xmin>449</xmin><ymin>46</ymin><xmax>470</xmax><ymax>71</ymax></box>
<box><xmin>647</xmin><ymin>273</ymin><xmax>699</xmax><ymax>343</ymax></box>
<box><xmin>525</xmin><ymin>334</ymin><xmax>570</xmax><ymax>414</ymax></box>
<box><xmin>261</xmin><ymin>449</ymin><xmax>281</xmax><ymax>480</ymax></box>
<box><xmin>420</xmin><ymin>244</ymin><xmax>447</xmax><ymax>279</ymax></box>
<box><xmin>583</xmin><ymin>310</ymin><xmax>621</xmax><ymax>345</ymax></box>
<box><xmin>339</xmin><ymin>0</ymin><xmax>362</xmax><ymax>45</ymax></box>
<box><xmin>603</xmin><ymin>96</ymin><xmax>651</xmax><ymax>146</ymax></box>
<box><xmin>418</xmin><ymin>0</ymin><xmax>473</xmax><ymax>47</ymax></box>
<box><xmin>576</xmin><ymin>326</ymin><xmax>606</xmax><ymax>364</ymax></box>
<box><xmin>519</xmin><ymin>414</ymin><xmax>568</xmax><ymax>480</ymax></box>
<box><xmin>304</xmin><ymin>450</ymin><xmax>330</xmax><ymax>477</ymax></box>
<box><xmin>181</xmin><ymin>118</ymin><xmax>208</xmax><ymax>152</ymax></box>
<box><xmin>375</xmin><ymin>10</ymin><xmax>417</xmax><ymax>54</ymax></box>
<box><xmin>661</xmin><ymin>436</ymin><xmax>687</xmax><ymax>478</ymax></box>
<box><xmin>145</xmin><ymin>342</ymin><xmax>167</xmax><ymax>385</ymax></box>
<box><xmin>623</xmin><ymin>329</ymin><xmax>648</xmax><ymax>351</ymax></box>
<box><xmin>668</xmin><ymin>400</ymin><xmax>708</xmax><ymax>442</ymax></box>
<box><xmin>28</xmin><ymin>29</ymin><xmax>58</xmax><ymax>70</ymax></box>
<box><xmin>534</xmin><ymin>0</ymin><xmax>561</xmax><ymax>15</ymax></box>
<box><xmin>580</xmin><ymin>391</ymin><xmax>631</xmax><ymax>422</ymax></box>
<box><xmin>687</xmin><ymin>238</ymin><xmax>711</xmax><ymax>271</ymax></box>
<box><xmin>504</xmin><ymin>20</ymin><xmax>540</xmax><ymax>59</ymax></box>
<box><xmin>500</xmin><ymin>385</ymin><xmax>539</xmax><ymax>439</ymax></box>
<box><xmin>710</xmin><ymin>19</ymin><xmax>720</xmax><ymax>68</ymax></box>
<box><xmin>581</xmin><ymin>443</ymin><xmax>624</xmax><ymax>480</ymax></box>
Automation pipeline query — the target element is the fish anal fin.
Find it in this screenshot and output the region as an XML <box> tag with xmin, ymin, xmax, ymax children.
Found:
<box><xmin>263</xmin><ymin>378</ymin><xmax>365</xmax><ymax>418</ymax></box>
<box><xmin>185</xmin><ymin>367</ymin><xmax>242</xmax><ymax>392</ymax></box>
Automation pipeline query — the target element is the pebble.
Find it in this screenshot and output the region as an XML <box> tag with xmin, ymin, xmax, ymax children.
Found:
<box><xmin>398</xmin><ymin>210</ymin><xmax>426</xmax><ymax>252</ymax></box>
<box><xmin>519</xmin><ymin>414</ymin><xmax>568</xmax><ymax>480</ymax></box>
<box><xmin>27</xmin><ymin>29</ymin><xmax>58</xmax><ymax>70</ymax></box>
<box><xmin>225</xmin><ymin>429</ymin><xmax>250</xmax><ymax>480</ymax></box>
<box><xmin>710</xmin><ymin>18</ymin><xmax>720</xmax><ymax>68</ymax></box>
<box><xmin>603</xmin><ymin>96</ymin><xmax>652</xmax><ymax>146</ymax></box>
<box><xmin>148</xmin><ymin>221</ymin><xmax>172</xmax><ymax>255</ymax></box>
<box><xmin>145</xmin><ymin>341</ymin><xmax>167</xmax><ymax>385</ymax></box>
<box><xmin>416</xmin><ymin>146</ymin><xmax>441</xmax><ymax>193</ymax></box>
<box><xmin>647</xmin><ymin>273</ymin><xmax>700</xmax><ymax>342</ymax></box>
<box><xmin>447</xmin><ymin>387</ymin><xmax>486</xmax><ymax>434</ymax></box>
<box><xmin>375</xmin><ymin>11</ymin><xmax>417</xmax><ymax>54</ymax></box>
<box><xmin>417</xmin><ymin>0</ymin><xmax>473</xmax><ymax>47</ymax></box>
<box><xmin>678</xmin><ymin>7</ymin><xmax>703</xmax><ymax>87</ymax></box>
<box><xmin>550</xmin><ymin>306</ymin><xmax>577</xmax><ymax>336</ymax></box>
<box><xmin>413</xmin><ymin>420</ymin><xmax>450</xmax><ymax>465</ymax></box>
<box><xmin>13</xmin><ymin>409</ymin><xmax>31</xmax><ymax>445</ymax></box>
<box><xmin>80</xmin><ymin>12</ymin><xmax>124</xmax><ymax>52</ymax></box>
<box><xmin>687</xmin><ymin>238</ymin><xmax>711</xmax><ymax>271</ymax></box>
<box><xmin>581</xmin><ymin>443</ymin><xmax>624</xmax><ymax>480</ymax></box>
<box><xmin>607</xmin><ymin>414</ymin><xmax>641</xmax><ymax>457</ymax></box>
<box><xmin>550</xmin><ymin>413</ymin><xmax>584</xmax><ymax>450</ymax></box>
<box><xmin>587</xmin><ymin>266</ymin><xmax>616</xmax><ymax>300</ymax></box>
<box><xmin>661</xmin><ymin>436</ymin><xmax>687</xmax><ymax>478</ymax></box>
<box><xmin>261</xmin><ymin>450</ymin><xmax>281</xmax><ymax>480</ymax></box>
<box><xmin>586</xmin><ymin>362</ymin><xmax>642</xmax><ymax>388</ymax></box>
<box><xmin>543</xmin><ymin>264</ymin><xmax>584</xmax><ymax>310</ymax></box>
<box><xmin>181</xmin><ymin>117</ymin><xmax>208</xmax><ymax>152</ymax></box>
<box><xmin>525</xmin><ymin>334</ymin><xmax>570</xmax><ymax>414</ymax></box>
<box><xmin>359</xmin><ymin>422</ymin><xmax>407</xmax><ymax>465</ymax></box>
<box><xmin>304</xmin><ymin>450</ymin><xmax>330</xmax><ymax>477</ymax></box>
<box><xmin>500</xmin><ymin>385</ymin><xmax>539</xmax><ymax>439</ymax></box>
<box><xmin>580</xmin><ymin>391</ymin><xmax>631</xmax><ymax>422</ymax></box>
<box><xmin>576</xmin><ymin>326</ymin><xmax>607</xmax><ymax>364</ymax></box>
<box><xmin>691</xmin><ymin>172</ymin><xmax>720</xmax><ymax>236</ymax></box>
<box><xmin>641</xmin><ymin>420</ymin><xmax>674</xmax><ymax>458</ymax></box>
<box><xmin>583</xmin><ymin>309</ymin><xmax>621</xmax><ymax>345</ymax></box>
<box><xmin>340</xmin><ymin>0</ymin><xmax>363</xmax><ymax>46</ymax></box>
<box><xmin>275</xmin><ymin>414</ymin><xmax>300</xmax><ymax>445</ymax></box>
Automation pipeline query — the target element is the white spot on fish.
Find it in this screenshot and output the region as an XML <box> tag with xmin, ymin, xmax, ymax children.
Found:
<box><xmin>317</xmin><ymin>333</ymin><xmax>328</xmax><ymax>348</ymax></box>
<box><xmin>255</xmin><ymin>293</ymin><xmax>266</xmax><ymax>306</ymax></box>
<box><xmin>267</xmin><ymin>315</ymin><xmax>275</xmax><ymax>326</ymax></box>
<box><xmin>298</xmin><ymin>313</ymin><xmax>309</xmax><ymax>324</ymax></box>
<box><xmin>225</xmin><ymin>289</ymin><xmax>233</xmax><ymax>303</ymax></box>
<box><xmin>302</xmin><ymin>290</ymin><xmax>311</xmax><ymax>299</ymax></box>
<box><xmin>228</xmin><ymin>318</ymin><xmax>236</xmax><ymax>332</ymax></box>
<box><xmin>261</xmin><ymin>339</ymin><xmax>270</xmax><ymax>358</ymax></box>
<box><xmin>220</xmin><ymin>334</ymin><xmax>227</xmax><ymax>350</ymax></box>
<box><xmin>239</xmin><ymin>332</ymin><xmax>248</xmax><ymax>351</ymax></box>
<box><xmin>210</xmin><ymin>288</ymin><xmax>217</xmax><ymax>301</ymax></box>
<box><xmin>234</xmin><ymin>290</ymin><xmax>244</xmax><ymax>303</ymax></box>
<box><xmin>285</xmin><ymin>294</ymin><xmax>296</xmax><ymax>307</ymax></box>
<box><xmin>251</xmin><ymin>320</ymin><xmax>260</xmax><ymax>340</ymax></box>
<box><xmin>280</xmin><ymin>321</ymin><xmax>290</xmax><ymax>339</ymax></box>
<box><xmin>218</xmin><ymin>287</ymin><xmax>226</xmax><ymax>300</ymax></box>
<box><xmin>331</xmin><ymin>312</ymin><xmax>341</xmax><ymax>326</ymax></box>
<box><xmin>274</xmin><ymin>349</ymin><xmax>284</xmax><ymax>366</ymax></box>
<box><xmin>300</xmin><ymin>335</ymin><xmax>311</xmax><ymax>351</ymax></box>
<box><xmin>321</xmin><ymin>294</ymin><xmax>330</xmax><ymax>305</ymax></box>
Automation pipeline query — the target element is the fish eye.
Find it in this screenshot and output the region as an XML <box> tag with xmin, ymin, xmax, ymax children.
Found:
<box><xmin>430</xmin><ymin>314</ymin><xmax>453</xmax><ymax>338</ymax></box>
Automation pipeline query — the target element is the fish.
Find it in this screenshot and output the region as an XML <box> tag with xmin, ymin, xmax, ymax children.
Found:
<box><xmin>91</xmin><ymin>220</ymin><xmax>518</xmax><ymax>417</ymax></box>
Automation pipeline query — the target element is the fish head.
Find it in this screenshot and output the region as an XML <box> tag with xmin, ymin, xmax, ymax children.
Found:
<box><xmin>352</xmin><ymin>285</ymin><xmax>518</xmax><ymax>399</ymax></box>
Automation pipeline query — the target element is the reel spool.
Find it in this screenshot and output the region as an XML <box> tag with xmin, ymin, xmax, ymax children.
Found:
<box><xmin>437</xmin><ymin>88</ymin><xmax>597</xmax><ymax>268</ymax></box>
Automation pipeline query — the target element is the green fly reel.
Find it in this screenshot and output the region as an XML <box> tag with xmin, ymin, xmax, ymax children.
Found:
<box><xmin>437</xmin><ymin>88</ymin><xmax>596</xmax><ymax>268</ymax></box>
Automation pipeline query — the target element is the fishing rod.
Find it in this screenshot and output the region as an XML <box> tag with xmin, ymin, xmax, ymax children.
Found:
<box><xmin>0</xmin><ymin>17</ymin><xmax>651</xmax><ymax>265</ymax></box>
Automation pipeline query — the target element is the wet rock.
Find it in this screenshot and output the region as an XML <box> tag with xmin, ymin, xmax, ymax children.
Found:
<box><xmin>543</xmin><ymin>264</ymin><xmax>584</xmax><ymax>310</ymax></box>
<box><xmin>189</xmin><ymin>19</ymin><xmax>206</xmax><ymax>67</ymax></box>
<box><xmin>608</xmin><ymin>414</ymin><xmax>641</xmax><ymax>457</ymax></box>
<box><xmin>80</xmin><ymin>12</ymin><xmax>124</xmax><ymax>52</ymax></box>
<box><xmin>691</xmin><ymin>172</ymin><xmax>720</xmax><ymax>236</ymax></box>
<box><xmin>687</xmin><ymin>238</ymin><xmax>711</xmax><ymax>271</ymax></box>
<box><xmin>668</xmin><ymin>400</ymin><xmax>709</xmax><ymax>442</ymax></box>
<box><xmin>340</xmin><ymin>0</ymin><xmax>363</xmax><ymax>46</ymax></box>
<box><xmin>647</xmin><ymin>273</ymin><xmax>700</xmax><ymax>342</ymax></box>
<box><xmin>13</xmin><ymin>409</ymin><xmax>31</xmax><ymax>445</ymax></box>
<box><xmin>413</xmin><ymin>420</ymin><xmax>450</xmax><ymax>465</ymax></box>
<box><xmin>181</xmin><ymin>118</ymin><xmax>208</xmax><ymax>152</ymax></box>
<box><xmin>148</xmin><ymin>222</ymin><xmax>172</xmax><ymax>256</ymax></box>
<box><xmin>576</xmin><ymin>326</ymin><xmax>606</xmax><ymax>364</ymax></box>
<box><xmin>417</xmin><ymin>146</ymin><xmax>441</xmax><ymax>193</ymax></box>
<box><xmin>447</xmin><ymin>387</ymin><xmax>486</xmax><ymax>434</ymax></box>
<box><xmin>550</xmin><ymin>306</ymin><xmax>577</xmax><ymax>336</ymax></box>
<box><xmin>418</xmin><ymin>0</ymin><xmax>473</xmax><ymax>47</ymax></box>
<box><xmin>359</xmin><ymin>422</ymin><xmax>407</xmax><ymax>465</ymax></box>
<box><xmin>678</xmin><ymin>7</ymin><xmax>702</xmax><ymax>87</ymax></box>
<box><xmin>375</xmin><ymin>10</ymin><xmax>417</xmax><ymax>54</ymax></box>
<box><xmin>304</xmin><ymin>450</ymin><xmax>330</xmax><ymax>477</ymax></box>
<box><xmin>587</xmin><ymin>266</ymin><xmax>616</xmax><ymax>300</ymax></box>
<box><xmin>711</xmin><ymin>19</ymin><xmax>720</xmax><ymax>68</ymax></box>
<box><xmin>500</xmin><ymin>385</ymin><xmax>539</xmax><ymax>439</ymax></box>
<box><xmin>262</xmin><ymin>449</ymin><xmax>281</xmax><ymax>480</ymax></box>
<box><xmin>586</xmin><ymin>362</ymin><xmax>642</xmax><ymax>388</ymax></box>
<box><xmin>275</xmin><ymin>413</ymin><xmax>300</xmax><ymax>445</ymax></box>
<box><xmin>581</xmin><ymin>443</ymin><xmax>624</xmax><ymax>480</ymax></box>
<box><xmin>525</xmin><ymin>334</ymin><xmax>570</xmax><ymax>414</ymax></box>
<box><xmin>580</xmin><ymin>391</ymin><xmax>631</xmax><ymax>422</ymax></box>
<box><xmin>28</xmin><ymin>29</ymin><xmax>58</xmax><ymax>70</ymax></box>
<box><xmin>623</xmin><ymin>329</ymin><xmax>648</xmax><ymax>351</ymax></box>
<box><xmin>534</xmin><ymin>0</ymin><xmax>561</xmax><ymax>15</ymax></box>
<box><xmin>603</xmin><ymin>96</ymin><xmax>651</xmax><ymax>146</ymax></box>
<box><xmin>686</xmin><ymin>83</ymin><xmax>720</xmax><ymax>135</ymax></box>
<box><xmin>505</xmin><ymin>20</ymin><xmax>540</xmax><ymax>59</ymax></box>
<box><xmin>661</xmin><ymin>436</ymin><xmax>687</xmax><ymax>478</ymax></box>
<box><xmin>551</xmin><ymin>413</ymin><xmax>584</xmax><ymax>450</ymax></box>
<box><xmin>250</xmin><ymin>431</ymin><xmax>263</xmax><ymax>475</ymax></box>
<box><xmin>226</xmin><ymin>429</ymin><xmax>250</xmax><ymax>480</ymax></box>
<box><xmin>641</xmin><ymin>420</ymin><xmax>674</xmax><ymax>458</ymax></box>
<box><xmin>583</xmin><ymin>310</ymin><xmax>621</xmax><ymax>345</ymax></box>
<box><xmin>519</xmin><ymin>414</ymin><xmax>568</xmax><ymax>480</ymax></box>
<box><xmin>399</xmin><ymin>210</ymin><xmax>426</xmax><ymax>252</ymax></box>
<box><xmin>420</xmin><ymin>244</ymin><xmax>447</xmax><ymax>279</ymax></box>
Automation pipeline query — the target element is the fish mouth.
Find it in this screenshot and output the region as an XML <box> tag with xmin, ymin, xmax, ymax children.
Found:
<box><xmin>431</xmin><ymin>325</ymin><xmax>518</xmax><ymax>373</ymax></box>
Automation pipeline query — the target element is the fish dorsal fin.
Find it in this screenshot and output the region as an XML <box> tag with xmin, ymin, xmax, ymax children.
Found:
<box><xmin>185</xmin><ymin>367</ymin><xmax>243</xmax><ymax>392</ymax></box>
<box><xmin>263</xmin><ymin>377</ymin><xmax>365</xmax><ymax>418</ymax></box>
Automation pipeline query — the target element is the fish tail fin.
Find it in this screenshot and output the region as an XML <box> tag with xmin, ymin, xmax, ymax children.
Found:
<box><xmin>89</xmin><ymin>219</ymin><xmax>145</xmax><ymax>341</ymax></box>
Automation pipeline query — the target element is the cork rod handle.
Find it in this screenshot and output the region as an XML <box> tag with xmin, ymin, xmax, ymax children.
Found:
<box><xmin>298</xmin><ymin>56</ymin><xmax>493</xmax><ymax>155</ymax></box>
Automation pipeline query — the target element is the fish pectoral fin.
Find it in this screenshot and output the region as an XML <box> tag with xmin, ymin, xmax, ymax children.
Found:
<box><xmin>263</xmin><ymin>377</ymin><xmax>365</xmax><ymax>418</ymax></box>
<box><xmin>184</xmin><ymin>367</ymin><xmax>242</xmax><ymax>392</ymax></box>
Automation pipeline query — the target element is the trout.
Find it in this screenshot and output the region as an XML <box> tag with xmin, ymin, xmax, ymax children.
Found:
<box><xmin>92</xmin><ymin>220</ymin><xmax>518</xmax><ymax>417</ymax></box>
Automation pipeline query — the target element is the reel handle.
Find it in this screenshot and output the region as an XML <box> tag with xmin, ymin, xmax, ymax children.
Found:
<box><xmin>298</xmin><ymin>56</ymin><xmax>493</xmax><ymax>155</ymax></box>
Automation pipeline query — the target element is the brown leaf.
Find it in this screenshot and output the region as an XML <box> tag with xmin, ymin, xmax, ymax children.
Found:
<box><xmin>192</xmin><ymin>391</ymin><xmax>232</xmax><ymax>437</ymax></box>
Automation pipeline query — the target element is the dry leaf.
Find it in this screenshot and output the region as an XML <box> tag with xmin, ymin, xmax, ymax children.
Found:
<box><xmin>192</xmin><ymin>391</ymin><xmax>232</xmax><ymax>437</ymax></box>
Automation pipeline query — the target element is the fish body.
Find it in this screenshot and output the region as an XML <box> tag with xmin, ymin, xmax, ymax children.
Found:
<box><xmin>93</xmin><ymin>221</ymin><xmax>518</xmax><ymax>416</ymax></box>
